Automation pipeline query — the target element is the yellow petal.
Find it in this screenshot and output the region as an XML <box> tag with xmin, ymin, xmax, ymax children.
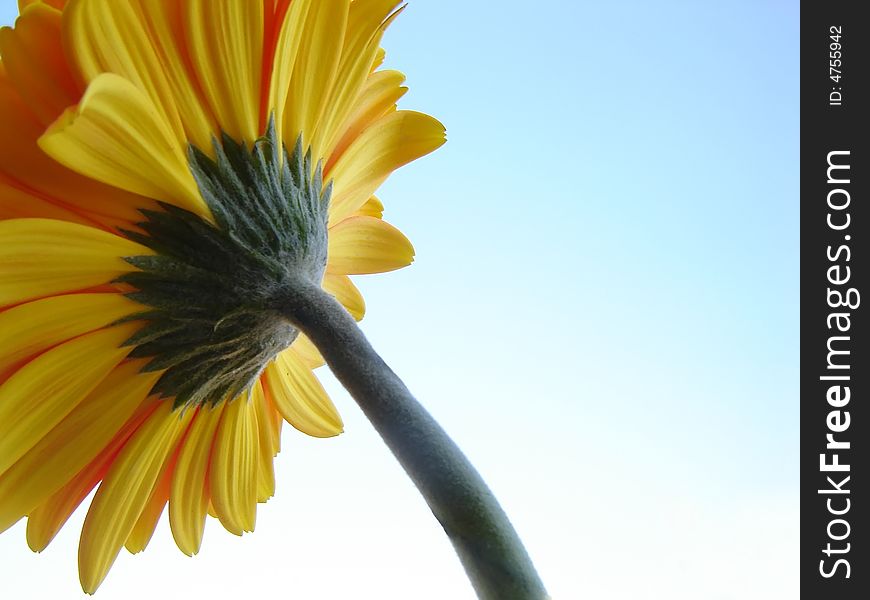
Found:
<box><xmin>266</xmin><ymin>389</ymin><xmax>284</xmax><ymax>455</ymax></box>
<box><xmin>0</xmin><ymin>360</ymin><xmax>157</xmax><ymax>533</ymax></box>
<box><xmin>0</xmin><ymin>218</ymin><xmax>148</xmax><ymax>307</ymax></box>
<box><xmin>19</xmin><ymin>1</ymin><xmax>68</xmax><ymax>11</ymax></box>
<box><xmin>132</xmin><ymin>0</ymin><xmax>218</xmax><ymax>150</ymax></box>
<box><xmin>290</xmin><ymin>334</ymin><xmax>325</xmax><ymax>369</ymax></box>
<box><xmin>79</xmin><ymin>401</ymin><xmax>194</xmax><ymax>594</ymax></box>
<box><xmin>252</xmin><ymin>381</ymin><xmax>276</xmax><ymax>503</ymax></box>
<box><xmin>0</xmin><ymin>3</ymin><xmax>80</xmax><ymax>126</ymax></box>
<box><xmin>265</xmin><ymin>0</ymin><xmax>307</xmax><ymax>145</ymax></box>
<box><xmin>260</xmin><ymin>379</ymin><xmax>284</xmax><ymax>455</ymax></box>
<box><xmin>327</xmin><ymin>215</ymin><xmax>414</xmax><ymax>275</ymax></box>
<box><xmin>39</xmin><ymin>73</ymin><xmax>207</xmax><ymax>217</ymax></box>
<box><xmin>325</xmin><ymin>69</ymin><xmax>407</xmax><ymax>168</ymax></box>
<box><xmin>169</xmin><ymin>403</ymin><xmax>225</xmax><ymax>556</ymax></box>
<box><xmin>125</xmin><ymin>427</ymin><xmax>184</xmax><ymax>555</ymax></box>
<box><xmin>0</xmin><ymin>323</ymin><xmax>137</xmax><ymax>477</ymax></box>
<box><xmin>209</xmin><ymin>393</ymin><xmax>259</xmax><ymax>536</ymax></box>
<box><xmin>66</xmin><ymin>0</ymin><xmax>219</xmax><ymax>149</ymax></box>
<box><xmin>322</xmin><ymin>273</ymin><xmax>365</xmax><ymax>321</ymax></box>
<box><xmin>355</xmin><ymin>195</ymin><xmax>384</xmax><ymax>219</ymax></box>
<box><xmin>63</xmin><ymin>0</ymin><xmax>204</xmax><ymax>146</ymax></box>
<box><xmin>371</xmin><ymin>47</ymin><xmax>386</xmax><ymax>72</ymax></box>
<box><xmin>124</xmin><ymin>473</ymin><xmax>169</xmax><ymax>555</ymax></box>
<box><xmin>27</xmin><ymin>469</ymin><xmax>100</xmax><ymax>553</ymax></box>
<box><xmin>264</xmin><ymin>350</ymin><xmax>343</xmax><ymax>438</ymax></box>
<box><xmin>0</xmin><ymin>176</ymin><xmax>93</xmax><ymax>224</ymax></box>
<box><xmin>184</xmin><ymin>0</ymin><xmax>263</xmax><ymax>143</ymax></box>
<box><xmin>26</xmin><ymin>401</ymin><xmax>158</xmax><ymax>552</ymax></box>
<box><xmin>0</xmin><ymin>74</ymin><xmax>152</xmax><ymax>225</ymax></box>
<box><xmin>314</xmin><ymin>0</ymin><xmax>402</xmax><ymax>158</ymax></box>
<box><xmin>327</xmin><ymin>110</ymin><xmax>445</xmax><ymax>224</ymax></box>
<box><xmin>0</xmin><ymin>293</ymin><xmax>139</xmax><ymax>377</ymax></box>
<box><xmin>282</xmin><ymin>0</ymin><xmax>350</xmax><ymax>156</ymax></box>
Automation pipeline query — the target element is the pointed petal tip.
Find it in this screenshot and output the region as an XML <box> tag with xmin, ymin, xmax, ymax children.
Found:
<box><xmin>288</xmin><ymin>415</ymin><xmax>344</xmax><ymax>439</ymax></box>
<box><xmin>26</xmin><ymin>533</ymin><xmax>46</xmax><ymax>554</ymax></box>
<box><xmin>26</xmin><ymin>521</ymin><xmax>50</xmax><ymax>553</ymax></box>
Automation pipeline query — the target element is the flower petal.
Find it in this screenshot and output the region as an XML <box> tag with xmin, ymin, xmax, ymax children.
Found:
<box><xmin>78</xmin><ymin>401</ymin><xmax>194</xmax><ymax>594</ymax></box>
<box><xmin>169</xmin><ymin>403</ymin><xmax>225</xmax><ymax>556</ymax></box>
<box><xmin>184</xmin><ymin>0</ymin><xmax>263</xmax><ymax>142</ymax></box>
<box><xmin>265</xmin><ymin>0</ymin><xmax>307</xmax><ymax>143</ymax></box>
<box><xmin>290</xmin><ymin>334</ymin><xmax>325</xmax><ymax>369</ymax></box>
<box><xmin>264</xmin><ymin>350</ymin><xmax>343</xmax><ymax>438</ymax></box>
<box><xmin>322</xmin><ymin>273</ymin><xmax>365</xmax><ymax>321</ymax></box>
<box><xmin>26</xmin><ymin>401</ymin><xmax>158</xmax><ymax>552</ymax></box>
<box><xmin>314</xmin><ymin>0</ymin><xmax>402</xmax><ymax>158</ymax></box>
<box><xmin>252</xmin><ymin>381</ymin><xmax>277</xmax><ymax>503</ymax></box>
<box><xmin>0</xmin><ymin>293</ymin><xmax>139</xmax><ymax>377</ymax></box>
<box><xmin>0</xmin><ymin>74</ymin><xmax>150</xmax><ymax>224</ymax></box>
<box><xmin>0</xmin><ymin>218</ymin><xmax>148</xmax><ymax>307</ymax></box>
<box><xmin>0</xmin><ymin>323</ymin><xmax>137</xmax><ymax>477</ymax></box>
<box><xmin>371</xmin><ymin>47</ymin><xmax>386</xmax><ymax>72</ymax></box>
<box><xmin>327</xmin><ymin>215</ymin><xmax>414</xmax><ymax>275</ymax></box>
<box><xmin>133</xmin><ymin>0</ymin><xmax>218</xmax><ymax>150</ymax></box>
<box><xmin>125</xmin><ymin>424</ymin><xmax>185</xmax><ymax>555</ymax></box>
<box><xmin>327</xmin><ymin>110</ymin><xmax>445</xmax><ymax>224</ymax></box>
<box><xmin>0</xmin><ymin>176</ymin><xmax>94</xmax><ymax>224</ymax></box>
<box><xmin>265</xmin><ymin>386</ymin><xmax>284</xmax><ymax>454</ymax></box>
<box><xmin>18</xmin><ymin>1</ymin><xmax>68</xmax><ymax>11</ymax></box>
<box><xmin>209</xmin><ymin>393</ymin><xmax>259</xmax><ymax>536</ymax></box>
<box><xmin>0</xmin><ymin>360</ymin><xmax>157</xmax><ymax>533</ymax></box>
<box><xmin>124</xmin><ymin>474</ymin><xmax>169</xmax><ymax>555</ymax></box>
<box><xmin>355</xmin><ymin>195</ymin><xmax>384</xmax><ymax>219</ymax></box>
<box><xmin>282</xmin><ymin>0</ymin><xmax>349</xmax><ymax>156</ymax></box>
<box><xmin>325</xmin><ymin>68</ymin><xmax>407</xmax><ymax>169</ymax></box>
<box><xmin>63</xmin><ymin>0</ymin><xmax>217</xmax><ymax>150</ymax></box>
<box><xmin>39</xmin><ymin>73</ymin><xmax>207</xmax><ymax>217</ymax></box>
<box><xmin>0</xmin><ymin>2</ymin><xmax>79</xmax><ymax>126</ymax></box>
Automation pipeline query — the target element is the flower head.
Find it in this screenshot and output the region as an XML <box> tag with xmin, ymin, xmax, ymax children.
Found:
<box><xmin>0</xmin><ymin>0</ymin><xmax>444</xmax><ymax>592</ymax></box>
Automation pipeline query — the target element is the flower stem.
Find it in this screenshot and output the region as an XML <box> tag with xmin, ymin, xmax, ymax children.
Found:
<box><xmin>280</xmin><ymin>279</ymin><xmax>548</xmax><ymax>600</ymax></box>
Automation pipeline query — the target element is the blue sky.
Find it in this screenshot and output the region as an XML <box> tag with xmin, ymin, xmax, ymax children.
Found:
<box><xmin>1</xmin><ymin>1</ymin><xmax>798</xmax><ymax>598</ymax></box>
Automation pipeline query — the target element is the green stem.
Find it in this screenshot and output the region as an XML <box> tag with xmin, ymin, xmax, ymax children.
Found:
<box><xmin>279</xmin><ymin>278</ymin><xmax>548</xmax><ymax>600</ymax></box>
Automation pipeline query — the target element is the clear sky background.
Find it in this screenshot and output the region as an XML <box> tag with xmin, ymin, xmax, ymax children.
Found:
<box><xmin>0</xmin><ymin>1</ymin><xmax>799</xmax><ymax>599</ymax></box>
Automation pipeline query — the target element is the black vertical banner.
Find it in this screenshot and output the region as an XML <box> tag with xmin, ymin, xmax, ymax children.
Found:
<box><xmin>802</xmin><ymin>2</ymin><xmax>869</xmax><ymax>598</ymax></box>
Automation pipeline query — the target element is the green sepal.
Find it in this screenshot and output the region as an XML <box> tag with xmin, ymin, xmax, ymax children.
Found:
<box><xmin>119</xmin><ymin>117</ymin><xmax>330</xmax><ymax>409</ymax></box>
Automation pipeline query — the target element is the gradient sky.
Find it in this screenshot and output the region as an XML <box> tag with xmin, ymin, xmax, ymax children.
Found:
<box><xmin>0</xmin><ymin>1</ymin><xmax>799</xmax><ymax>599</ymax></box>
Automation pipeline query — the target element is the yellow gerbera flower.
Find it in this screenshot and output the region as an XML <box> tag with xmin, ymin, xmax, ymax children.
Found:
<box><xmin>0</xmin><ymin>0</ymin><xmax>444</xmax><ymax>593</ymax></box>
